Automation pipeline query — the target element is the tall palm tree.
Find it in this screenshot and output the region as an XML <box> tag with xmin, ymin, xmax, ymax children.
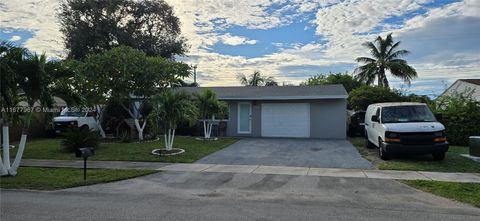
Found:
<box><xmin>151</xmin><ymin>90</ymin><xmax>197</xmax><ymax>151</ymax></box>
<box><xmin>237</xmin><ymin>71</ymin><xmax>278</xmax><ymax>86</ymax></box>
<box><xmin>354</xmin><ymin>33</ymin><xmax>417</xmax><ymax>88</ymax></box>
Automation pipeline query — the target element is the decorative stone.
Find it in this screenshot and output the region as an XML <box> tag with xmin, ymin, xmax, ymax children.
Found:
<box><xmin>194</xmin><ymin>137</ymin><xmax>218</xmax><ymax>141</ymax></box>
<box><xmin>151</xmin><ymin>148</ymin><xmax>185</xmax><ymax>156</ymax></box>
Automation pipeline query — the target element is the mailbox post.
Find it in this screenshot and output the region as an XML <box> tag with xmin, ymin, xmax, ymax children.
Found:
<box><xmin>75</xmin><ymin>147</ymin><xmax>95</xmax><ymax>180</ymax></box>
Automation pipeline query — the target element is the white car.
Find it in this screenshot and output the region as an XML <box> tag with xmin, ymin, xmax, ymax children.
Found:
<box><xmin>53</xmin><ymin>108</ymin><xmax>98</xmax><ymax>133</ymax></box>
<box><xmin>364</xmin><ymin>102</ymin><xmax>449</xmax><ymax>160</ymax></box>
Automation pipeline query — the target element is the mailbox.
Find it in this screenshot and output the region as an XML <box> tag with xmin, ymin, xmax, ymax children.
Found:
<box><xmin>75</xmin><ymin>147</ymin><xmax>95</xmax><ymax>180</ymax></box>
<box><xmin>76</xmin><ymin>147</ymin><xmax>95</xmax><ymax>158</ymax></box>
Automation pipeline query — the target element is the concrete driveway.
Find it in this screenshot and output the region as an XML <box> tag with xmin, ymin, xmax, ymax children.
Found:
<box><xmin>3</xmin><ymin>172</ymin><xmax>479</xmax><ymax>221</ymax></box>
<box><xmin>196</xmin><ymin>138</ymin><xmax>373</xmax><ymax>169</ymax></box>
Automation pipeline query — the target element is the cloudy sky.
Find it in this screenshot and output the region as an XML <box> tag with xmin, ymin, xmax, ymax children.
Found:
<box><xmin>1</xmin><ymin>0</ymin><xmax>479</xmax><ymax>97</ymax></box>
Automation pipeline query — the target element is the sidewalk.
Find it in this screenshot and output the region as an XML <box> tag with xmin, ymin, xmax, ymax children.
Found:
<box><xmin>22</xmin><ymin>159</ymin><xmax>480</xmax><ymax>183</ymax></box>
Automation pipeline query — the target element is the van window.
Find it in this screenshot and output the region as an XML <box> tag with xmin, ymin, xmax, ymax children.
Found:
<box><xmin>381</xmin><ymin>105</ymin><xmax>436</xmax><ymax>123</ymax></box>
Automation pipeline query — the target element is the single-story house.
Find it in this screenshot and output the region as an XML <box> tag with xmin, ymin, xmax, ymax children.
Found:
<box><xmin>439</xmin><ymin>79</ymin><xmax>480</xmax><ymax>101</ymax></box>
<box><xmin>182</xmin><ymin>85</ymin><xmax>348</xmax><ymax>139</ymax></box>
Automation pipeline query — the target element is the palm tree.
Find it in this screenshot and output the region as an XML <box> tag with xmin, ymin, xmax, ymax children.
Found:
<box><xmin>354</xmin><ymin>33</ymin><xmax>417</xmax><ymax>88</ymax></box>
<box><xmin>0</xmin><ymin>42</ymin><xmax>54</xmax><ymax>176</ymax></box>
<box><xmin>195</xmin><ymin>89</ymin><xmax>225</xmax><ymax>140</ymax></box>
<box><xmin>151</xmin><ymin>90</ymin><xmax>197</xmax><ymax>151</ymax></box>
<box><xmin>237</xmin><ymin>71</ymin><xmax>278</xmax><ymax>86</ymax></box>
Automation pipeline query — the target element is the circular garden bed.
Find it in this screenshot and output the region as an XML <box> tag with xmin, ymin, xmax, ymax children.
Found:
<box><xmin>151</xmin><ymin>148</ymin><xmax>185</xmax><ymax>156</ymax></box>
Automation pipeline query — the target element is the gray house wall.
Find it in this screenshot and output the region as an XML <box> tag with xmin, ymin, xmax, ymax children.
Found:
<box><xmin>225</xmin><ymin>99</ymin><xmax>346</xmax><ymax>139</ymax></box>
<box><xmin>309</xmin><ymin>99</ymin><xmax>346</xmax><ymax>139</ymax></box>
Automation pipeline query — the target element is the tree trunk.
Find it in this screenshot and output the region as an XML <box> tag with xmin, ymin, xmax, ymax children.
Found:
<box><xmin>0</xmin><ymin>125</ymin><xmax>10</xmax><ymax>176</ymax></box>
<box><xmin>134</xmin><ymin>119</ymin><xmax>146</xmax><ymax>141</ymax></box>
<box><xmin>119</xmin><ymin>102</ymin><xmax>145</xmax><ymax>141</ymax></box>
<box><xmin>8</xmin><ymin>130</ymin><xmax>27</xmax><ymax>176</ymax></box>
<box><xmin>0</xmin><ymin>124</ymin><xmax>28</xmax><ymax>176</ymax></box>
<box><xmin>164</xmin><ymin>132</ymin><xmax>168</xmax><ymax>150</ymax></box>
<box><xmin>203</xmin><ymin>116</ymin><xmax>215</xmax><ymax>139</ymax></box>
<box><xmin>165</xmin><ymin>129</ymin><xmax>176</xmax><ymax>151</ymax></box>
<box><xmin>207</xmin><ymin>122</ymin><xmax>212</xmax><ymax>138</ymax></box>
<box><xmin>203</xmin><ymin>120</ymin><xmax>208</xmax><ymax>139</ymax></box>
<box><xmin>203</xmin><ymin>120</ymin><xmax>212</xmax><ymax>139</ymax></box>
<box><xmin>170</xmin><ymin>129</ymin><xmax>175</xmax><ymax>150</ymax></box>
<box><xmin>378</xmin><ymin>68</ymin><xmax>388</xmax><ymax>88</ymax></box>
<box><xmin>95</xmin><ymin>105</ymin><xmax>106</xmax><ymax>138</ymax></box>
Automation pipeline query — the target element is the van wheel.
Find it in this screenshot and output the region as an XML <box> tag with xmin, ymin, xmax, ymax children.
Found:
<box><xmin>80</xmin><ymin>125</ymin><xmax>89</xmax><ymax>131</ymax></box>
<box><xmin>432</xmin><ymin>152</ymin><xmax>446</xmax><ymax>161</ymax></box>
<box><xmin>378</xmin><ymin>140</ymin><xmax>391</xmax><ymax>160</ymax></box>
<box><xmin>364</xmin><ymin>134</ymin><xmax>375</xmax><ymax>149</ymax></box>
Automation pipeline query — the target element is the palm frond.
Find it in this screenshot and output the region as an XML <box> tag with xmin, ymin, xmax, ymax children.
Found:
<box><xmin>385</xmin><ymin>41</ymin><xmax>400</xmax><ymax>58</ymax></box>
<box><xmin>355</xmin><ymin>56</ymin><xmax>376</xmax><ymax>64</ymax></box>
<box><xmin>354</xmin><ymin>63</ymin><xmax>378</xmax><ymax>85</ymax></box>
<box><xmin>387</xmin><ymin>49</ymin><xmax>410</xmax><ymax>60</ymax></box>
<box><xmin>386</xmin><ymin>62</ymin><xmax>418</xmax><ymax>85</ymax></box>
<box><xmin>236</xmin><ymin>73</ymin><xmax>248</xmax><ymax>86</ymax></box>
<box><xmin>377</xmin><ymin>33</ymin><xmax>394</xmax><ymax>56</ymax></box>
<box><xmin>362</xmin><ymin>42</ymin><xmax>380</xmax><ymax>59</ymax></box>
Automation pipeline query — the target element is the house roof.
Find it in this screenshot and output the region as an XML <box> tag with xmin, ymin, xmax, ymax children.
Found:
<box><xmin>179</xmin><ymin>85</ymin><xmax>348</xmax><ymax>100</ymax></box>
<box><xmin>459</xmin><ymin>79</ymin><xmax>480</xmax><ymax>86</ymax></box>
<box><xmin>438</xmin><ymin>78</ymin><xmax>480</xmax><ymax>98</ymax></box>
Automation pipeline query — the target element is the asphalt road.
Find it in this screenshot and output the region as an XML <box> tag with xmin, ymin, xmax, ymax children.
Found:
<box><xmin>2</xmin><ymin>171</ymin><xmax>480</xmax><ymax>221</ymax></box>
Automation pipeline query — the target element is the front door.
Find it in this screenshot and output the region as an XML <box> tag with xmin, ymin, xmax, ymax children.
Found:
<box><xmin>237</xmin><ymin>102</ymin><xmax>251</xmax><ymax>134</ymax></box>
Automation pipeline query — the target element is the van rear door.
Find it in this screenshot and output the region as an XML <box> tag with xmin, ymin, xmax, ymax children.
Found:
<box><xmin>365</xmin><ymin>106</ymin><xmax>380</xmax><ymax>145</ymax></box>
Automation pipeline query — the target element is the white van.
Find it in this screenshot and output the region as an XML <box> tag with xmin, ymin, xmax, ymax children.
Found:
<box><xmin>364</xmin><ymin>102</ymin><xmax>448</xmax><ymax>160</ymax></box>
<box><xmin>53</xmin><ymin>107</ymin><xmax>98</xmax><ymax>133</ymax></box>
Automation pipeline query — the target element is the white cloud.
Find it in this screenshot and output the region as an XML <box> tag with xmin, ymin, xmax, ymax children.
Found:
<box><xmin>0</xmin><ymin>0</ymin><xmax>65</xmax><ymax>57</ymax></box>
<box><xmin>1</xmin><ymin>0</ymin><xmax>478</xmax><ymax>95</ymax></box>
<box><xmin>9</xmin><ymin>35</ymin><xmax>21</xmax><ymax>41</ymax></box>
<box><xmin>204</xmin><ymin>33</ymin><xmax>257</xmax><ymax>46</ymax></box>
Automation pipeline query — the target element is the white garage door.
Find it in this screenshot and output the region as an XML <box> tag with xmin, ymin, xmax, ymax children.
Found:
<box><xmin>261</xmin><ymin>103</ymin><xmax>310</xmax><ymax>138</ymax></box>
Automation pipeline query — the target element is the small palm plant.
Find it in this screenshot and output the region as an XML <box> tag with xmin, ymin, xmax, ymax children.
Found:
<box><xmin>151</xmin><ymin>90</ymin><xmax>197</xmax><ymax>154</ymax></box>
<box><xmin>61</xmin><ymin>128</ymin><xmax>100</xmax><ymax>152</ymax></box>
<box><xmin>1</xmin><ymin>42</ymin><xmax>54</xmax><ymax>176</ymax></box>
<box><xmin>195</xmin><ymin>89</ymin><xmax>226</xmax><ymax>140</ymax></box>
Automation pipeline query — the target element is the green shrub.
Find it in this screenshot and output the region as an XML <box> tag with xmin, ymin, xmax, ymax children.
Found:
<box><xmin>432</xmin><ymin>91</ymin><xmax>480</xmax><ymax>146</ymax></box>
<box><xmin>61</xmin><ymin>128</ymin><xmax>100</xmax><ymax>152</ymax></box>
<box><xmin>348</xmin><ymin>85</ymin><xmax>404</xmax><ymax>110</ymax></box>
<box><xmin>119</xmin><ymin>130</ymin><xmax>132</xmax><ymax>143</ymax></box>
<box><xmin>301</xmin><ymin>72</ymin><xmax>364</xmax><ymax>93</ymax></box>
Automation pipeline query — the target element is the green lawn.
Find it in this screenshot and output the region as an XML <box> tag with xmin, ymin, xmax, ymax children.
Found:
<box><xmin>0</xmin><ymin>167</ymin><xmax>157</xmax><ymax>190</ymax></box>
<box><xmin>403</xmin><ymin>180</ymin><xmax>480</xmax><ymax>208</ymax></box>
<box><xmin>349</xmin><ymin>137</ymin><xmax>480</xmax><ymax>172</ymax></box>
<box><xmin>11</xmin><ymin>136</ymin><xmax>238</xmax><ymax>163</ymax></box>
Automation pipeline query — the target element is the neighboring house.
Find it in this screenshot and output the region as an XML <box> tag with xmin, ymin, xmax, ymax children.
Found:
<box><xmin>182</xmin><ymin>85</ymin><xmax>348</xmax><ymax>139</ymax></box>
<box><xmin>439</xmin><ymin>79</ymin><xmax>480</xmax><ymax>101</ymax></box>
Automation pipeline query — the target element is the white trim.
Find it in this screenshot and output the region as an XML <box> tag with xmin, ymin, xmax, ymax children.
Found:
<box><xmin>220</xmin><ymin>95</ymin><xmax>348</xmax><ymax>100</ymax></box>
<box><xmin>237</xmin><ymin>102</ymin><xmax>252</xmax><ymax>134</ymax></box>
